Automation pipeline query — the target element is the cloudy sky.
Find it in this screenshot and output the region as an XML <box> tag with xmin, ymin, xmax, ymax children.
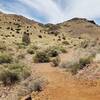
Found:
<box><xmin>0</xmin><ymin>0</ymin><xmax>100</xmax><ymax>24</ymax></box>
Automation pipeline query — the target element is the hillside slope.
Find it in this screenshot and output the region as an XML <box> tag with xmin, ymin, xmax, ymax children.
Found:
<box><xmin>1</xmin><ymin>12</ymin><xmax>100</xmax><ymax>100</ymax></box>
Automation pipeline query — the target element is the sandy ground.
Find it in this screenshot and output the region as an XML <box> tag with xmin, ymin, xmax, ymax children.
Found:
<box><xmin>29</xmin><ymin>62</ymin><xmax>100</xmax><ymax>100</ymax></box>
<box><xmin>20</xmin><ymin>51</ymin><xmax>100</xmax><ymax>100</ymax></box>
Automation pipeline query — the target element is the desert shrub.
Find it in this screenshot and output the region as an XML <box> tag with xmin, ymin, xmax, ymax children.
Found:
<box><xmin>28</xmin><ymin>80</ymin><xmax>43</xmax><ymax>92</ymax></box>
<box><xmin>60</xmin><ymin>56</ymin><xmax>93</xmax><ymax>75</ymax></box>
<box><xmin>60</xmin><ymin>62</ymin><xmax>81</xmax><ymax>75</ymax></box>
<box><xmin>79</xmin><ymin>56</ymin><xmax>93</xmax><ymax>69</ymax></box>
<box><xmin>31</xmin><ymin>44</ymin><xmax>39</xmax><ymax>50</ymax></box>
<box><xmin>16</xmin><ymin>78</ymin><xmax>45</xmax><ymax>99</ymax></box>
<box><xmin>0</xmin><ymin>63</ymin><xmax>30</xmax><ymax>85</ymax></box>
<box><xmin>22</xmin><ymin>32</ymin><xmax>30</xmax><ymax>45</ymax></box>
<box><xmin>27</xmin><ymin>48</ymin><xmax>35</xmax><ymax>54</ymax></box>
<box><xmin>60</xmin><ymin>61</ymin><xmax>76</xmax><ymax>68</ymax></box>
<box><xmin>0</xmin><ymin>68</ymin><xmax>19</xmax><ymax>85</ymax></box>
<box><xmin>69</xmin><ymin>56</ymin><xmax>92</xmax><ymax>75</ymax></box>
<box><xmin>58</xmin><ymin>46</ymin><xmax>67</xmax><ymax>53</ymax></box>
<box><xmin>0</xmin><ymin>42</ymin><xmax>6</xmax><ymax>51</ymax></box>
<box><xmin>17</xmin><ymin>53</ymin><xmax>25</xmax><ymax>59</ymax></box>
<box><xmin>16</xmin><ymin>43</ymin><xmax>26</xmax><ymax>49</ymax></box>
<box><xmin>46</xmin><ymin>46</ymin><xmax>67</xmax><ymax>57</ymax></box>
<box><xmin>69</xmin><ymin>63</ymin><xmax>80</xmax><ymax>75</ymax></box>
<box><xmin>8</xmin><ymin>63</ymin><xmax>30</xmax><ymax>79</ymax></box>
<box><xmin>34</xmin><ymin>51</ymin><xmax>50</xmax><ymax>63</ymax></box>
<box><xmin>50</xmin><ymin>56</ymin><xmax>61</xmax><ymax>67</ymax></box>
<box><xmin>27</xmin><ymin>45</ymin><xmax>38</xmax><ymax>54</ymax></box>
<box><xmin>80</xmin><ymin>40</ymin><xmax>89</xmax><ymax>48</ymax></box>
<box><xmin>47</xmin><ymin>47</ymin><xmax>59</xmax><ymax>57</ymax></box>
<box><xmin>0</xmin><ymin>53</ymin><xmax>13</xmax><ymax>64</ymax></box>
<box><xmin>62</xmin><ymin>41</ymin><xmax>70</xmax><ymax>45</ymax></box>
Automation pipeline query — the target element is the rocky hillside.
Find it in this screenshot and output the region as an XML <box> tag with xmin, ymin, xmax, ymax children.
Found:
<box><xmin>0</xmin><ymin>12</ymin><xmax>100</xmax><ymax>44</ymax></box>
<box><xmin>47</xmin><ymin>18</ymin><xmax>100</xmax><ymax>38</ymax></box>
<box><xmin>1</xmin><ymin>11</ymin><xmax>100</xmax><ymax>100</ymax></box>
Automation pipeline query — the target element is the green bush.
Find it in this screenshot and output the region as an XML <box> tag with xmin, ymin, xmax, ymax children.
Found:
<box><xmin>16</xmin><ymin>43</ymin><xmax>26</xmax><ymax>49</ymax></box>
<box><xmin>27</xmin><ymin>48</ymin><xmax>35</xmax><ymax>54</ymax></box>
<box><xmin>0</xmin><ymin>63</ymin><xmax>30</xmax><ymax>85</ymax></box>
<box><xmin>46</xmin><ymin>46</ymin><xmax>67</xmax><ymax>57</ymax></box>
<box><xmin>0</xmin><ymin>68</ymin><xmax>19</xmax><ymax>85</ymax></box>
<box><xmin>34</xmin><ymin>51</ymin><xmax>50</xmax><ymax>63</ymax></box>
<box><xmin>69</xmin><ymin>63</ymin><xmax>80</xmax><ymax>75</ymax></box>
<box><xmin>27</xmin><ymin>44</ymin><xmax>39</xmax><ymax>54</ymax></box>
<box><xmin>47</xmin><ymin>47</ymin><xmax>59</xmax><ymax>57</ymax></box>
<box><xmin>79</xmin><ymin>56</ymin><xmax>93</xmax><ymax>69</ymax></box>
<box><xmin>58</xmin><ymin>46</ymin><xmax>67</xmax><ymax>53</ymax></box>
<box><xmin>7</xmin><ymin>63</ymin><xmax>30</xmax><ymax>79</ymax></box>
<box><xmin>0</xmin><ymin>53</ymin><xmax>13</xmax><ymax>64</ymax></box>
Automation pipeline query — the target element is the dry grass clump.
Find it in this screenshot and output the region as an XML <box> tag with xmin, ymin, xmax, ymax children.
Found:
<box><xmin>50</xmin><ymin>56</ymin><xmax>61</xmax><ymax>67</ymax></box>
<box><xmin>28</xmin><ymin>79</ymin><xmax>43</xmax><ymax>92</ymax></box>
<box><xmin>60</xmin><ymin>56</ymin><xmax>94</xmax><ymax>75</ymax></box>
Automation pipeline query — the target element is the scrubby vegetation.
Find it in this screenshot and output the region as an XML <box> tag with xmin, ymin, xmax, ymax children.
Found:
<box><xmin>46</xmin><ymin>45</ymin><xmax>67</xmax><ymax>57</ymax></box>
<box><xmin>0</xmin><ymin>42</ymin><xmax>6</xmax><ymax>51</ymax></box>
<box><xmin>0</xmin><ymin>63</ymin><xmax>30</xmax><ymax>85</ymax></box>
<box><xmin>27</xmin><ymin>44</ymin><xmax>38</xmax><ymax>54</ymax></box>
<box><xmin>28</xmin><ymin>80</ymin><xmax>43</xmax><ymax>92</ymax></box>
<box><xmin>1</xmin><ymin>12</ymin><xmax>100</xmax><ymax>100</ymax></box>
<box><xmin>51</xmin><ymin>56</ymin><xmax>61</xmax><ymax>67</ymax></box>
<box><xmin>0</xmin><ymin>53</ymin><xmax>13</xmax><ymax>64</ymax></box>
<box><xmin>46</xmin><ymin>46</ymin><xmax>59</xmax><ymax>57</ymax></box>
<box><xmin>60</xmin><ymin>56</ymin><xmax>94</xmax><ymax>75</ymax></box>
<box><xmin>34</xmin><ymin>51</ymin><xmax>50</xmax><ymax>63</ymax></box>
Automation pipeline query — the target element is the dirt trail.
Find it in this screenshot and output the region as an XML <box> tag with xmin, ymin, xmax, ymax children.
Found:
<box><xmin>31</xmin><ymin>62</ymin><xmax>100</xmax><ymax>100</ymax></box>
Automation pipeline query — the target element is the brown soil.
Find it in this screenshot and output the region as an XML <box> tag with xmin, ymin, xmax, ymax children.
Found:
<box><xmin>30</xmin><ymin>62</ymin><xmax>100</xmax><ymax>100</ymax></box>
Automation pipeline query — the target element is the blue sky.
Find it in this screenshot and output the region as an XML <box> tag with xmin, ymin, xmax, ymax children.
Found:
<box><xmin>0</xmin><ymin>0</ymin><xmax>100</xmax><ymax>24</ymax></box>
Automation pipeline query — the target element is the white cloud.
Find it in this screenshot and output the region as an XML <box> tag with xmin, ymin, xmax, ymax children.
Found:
<box><xmin>66</xmin><ymin>0</ymin><xmax>100</xmax><ymax>19</ymax></box>
<box><xmin>0</xmin><ymin>0</ymin><xmax>100</xmax><ymax>24</ymax></box>
<box><xmin>0</xmin><ymin>1</ymin><xmax>42</xmax><ymax>23</ymax></box>
<box><xmin>18</xmin><ymin>0</ymin><xmax>66</xmax><ymax>23</ymax></box>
